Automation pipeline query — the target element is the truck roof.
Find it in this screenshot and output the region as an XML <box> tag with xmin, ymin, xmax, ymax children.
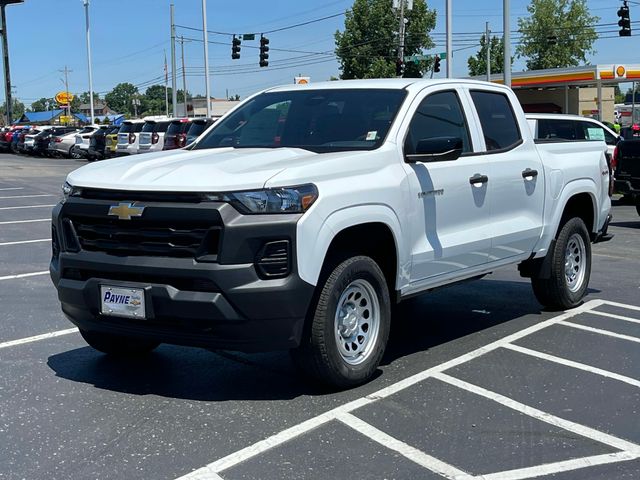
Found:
<box><xmin>265</xmin><ymin>78</ymin><xmax>508</xmax><ymax>92</ymax></box>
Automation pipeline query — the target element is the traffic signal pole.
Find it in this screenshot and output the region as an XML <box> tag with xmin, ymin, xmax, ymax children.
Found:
<box><xmin>503</xmin><ymin>0</ymin><xmax>511</xmax><ymax>87</ymax></box>
<box><xmin>446</xmin><ymin>0</ymin><xmax>452</xmax><ymax>78</ymax></box>
<box><xmin>202</xmin><ymin>0</ymin><xmax>212</xmax><ymax>118</ymax></box>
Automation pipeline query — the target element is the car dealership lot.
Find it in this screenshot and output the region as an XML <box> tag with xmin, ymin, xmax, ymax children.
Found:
<box><xmin>1</xmin><ymin>154</ymin><xmax>639</xmax><ymax>480</ymax></box>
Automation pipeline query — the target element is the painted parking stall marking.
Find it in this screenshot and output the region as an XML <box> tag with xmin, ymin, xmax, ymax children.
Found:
<box><xmin>0</xmin><ymin>204</ymin><xmax>55</xmax><ymax>211</ymax></box>
<box><xmin>175</xmin><ymin>299</ymin><xmax>640</xmax><ymax>480</ymax></box>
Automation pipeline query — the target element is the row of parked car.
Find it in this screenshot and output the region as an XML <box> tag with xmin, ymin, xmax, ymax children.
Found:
<box><xmin>0</xmin><ymin>117</ymin><xmax>216</xmax><ymax>160</ymax></box>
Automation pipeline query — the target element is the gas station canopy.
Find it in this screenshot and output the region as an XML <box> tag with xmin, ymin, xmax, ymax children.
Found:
<box><xmin>488</xmin><ymin>64</ymin><xmax>640</xmax><ymax>88</ymax></box>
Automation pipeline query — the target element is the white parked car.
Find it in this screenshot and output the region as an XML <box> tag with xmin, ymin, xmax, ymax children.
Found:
<box><xmin>138</xmin><ymin>119</ymin><xmax>174</xmax><ymax>153</ymax></box>
<box><xmin>116</xmin><ymin>120</ymin><xmax>145</xmax><ymax>156</ymax></box>
<box><xmin>526</xmin><ymin>113</ymin><xmax>620</xmax><ymax>158</ymax></box>
<box><xmin>53</xmin><ymin>79</ymin><xmax>612</xmax><ymax>388</ymax></box>
<box><xmin>24</xmin><ymin>126</ymin><xmax>53</xmax><ymax>152</ymax></box>
<box><xmin>49</xmin><ymin>127</ymin><xmax>92</xmax><ymax>158</ymax></box>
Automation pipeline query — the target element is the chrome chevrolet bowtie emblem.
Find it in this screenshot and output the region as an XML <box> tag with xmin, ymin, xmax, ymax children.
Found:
<box><xmin>108</xmin><ymin>202</ymin><xmax>145</xmax><ymax>220</ymax></box>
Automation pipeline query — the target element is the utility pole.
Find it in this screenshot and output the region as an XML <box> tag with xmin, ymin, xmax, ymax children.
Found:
<box><xmin>164</xmin><ymin>50</ymin><xmax>169</xmax><ymax>117</ymax></box>
<box><xmin>446</xmin><ymin>0</ymin><xmax>452</xmax><ymax>78</ymax></box>
<box><xmin>83</xmin><ymin>0</ymin><xmax>95</xmax><ymax>124</ymax></box>
<box><xmin>486</xmin><ymin>22</ymin><xmax>491</xmax><ymax>82</ymax></box>
<box><xmin>170</xmin><ymin>4</ymin><xmax>177</xmax><ymax>116</ymax></box>
<box><xmin>202</xmin><ymin>0</ymin><xmax>212</xmax><ymax>118</ymax></box>
<box><xmin>503</xmin><ymin>0</ymin><xmax>511</xmax><ymax>87</ymax></box>
<box><xmin>0</xmin><ymin>1</ymin><xmax>23</xmax><ymax>124</ymax></box>
<box><xmin>180</xmin><ymin>36</ymin><xmax>188</xmax><ymax>117</ymax></box>
<box><xmin>59</xmin><ymin>66</ymin><xmax>72</xmax><ymax>124</ymax></box>
<box><xmin>397</xmin><ymin>0</ymin><xmax>406</xmax><ymax>70</ymax></box>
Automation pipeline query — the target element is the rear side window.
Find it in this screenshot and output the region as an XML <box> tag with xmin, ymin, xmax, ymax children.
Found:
<box><xmin>142</xmin><ymin>122</ymin><xmax>156</xmax><ymax>133</ymax></box>
<box><xmin>156</xmin><ymin>121</ymin><xmax>172</xmax><ymax>133</ymax></box>
<box><xmin>405</xmin><ymin>90</ymin><xmax>471</xmax><ymax>155</ymax></box>
<box><xmin>471</xmin><ymin>91</ymin><xmax>521</xmax><ymax>151</ymax></box>
<box><xmin>119</xmin><ymin>123</ymin><xmax>134</xmax><ymax>134</ymax></box>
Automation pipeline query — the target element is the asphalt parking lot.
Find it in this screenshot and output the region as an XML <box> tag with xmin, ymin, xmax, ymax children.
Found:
<box><xmin>1</xmin><ymin>153</ymin><xmax>639</xmax><ymax>480</ymax></box>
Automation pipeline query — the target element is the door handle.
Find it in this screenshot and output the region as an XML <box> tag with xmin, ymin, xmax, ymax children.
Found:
<box><xmin>469</xmin><ymin>174</ymin><xmax>489</xmax><ymax>187</ymax></box>
<box><xmin>522</xmin><ymin>168</ymin><xmax>538</xmax><ymax>180</ymax></box>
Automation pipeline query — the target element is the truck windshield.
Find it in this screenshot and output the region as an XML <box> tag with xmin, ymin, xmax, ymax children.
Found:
<box><xmin>194</xmin><ymin>89</ymin><xmax>407</xmax><ymax>153</ymax></box>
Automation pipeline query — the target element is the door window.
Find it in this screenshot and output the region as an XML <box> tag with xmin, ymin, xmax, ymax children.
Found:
<box><xmin>471</xmin><ymin>91</ymin><xmax>522</xmax><ymax>151</ymax></box>
<box><xmin>404</xmin><ymin>90</ymin><xmax>471</xmax><ymax>155</ymax></box>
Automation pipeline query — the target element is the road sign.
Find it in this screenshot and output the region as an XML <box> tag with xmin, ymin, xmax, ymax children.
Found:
<box><xmin>242</xmin><ymin>34</ymin><xmax>255</xmax><ymax>41</ymax></box>
<box><xmin>58</xmin><ymin>115</ymin><xmax>72</xmax><ymax>124</ymax></box>
<box><xmin>294</xmin><ymin>76</ymin><xmax>310</xmax><ymax>84</ymax></box>
<box><xmin>404</xmin><ymin>53</ymin><xmax>447</xmax><ymax>64</ymax></box>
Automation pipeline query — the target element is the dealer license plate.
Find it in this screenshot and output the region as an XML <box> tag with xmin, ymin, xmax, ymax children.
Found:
<box><xmin>100</xmin><ymin>285</ymin><xmax>146</xmax><ymax>319</ymax></box>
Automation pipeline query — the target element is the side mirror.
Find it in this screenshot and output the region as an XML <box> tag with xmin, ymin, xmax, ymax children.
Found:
<box><xmin>405</xmin><ymin>136</ymin><xmax>463</xmax><ymax>163</ymax></box>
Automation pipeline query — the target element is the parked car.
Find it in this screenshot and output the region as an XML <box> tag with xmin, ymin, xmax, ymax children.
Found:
<box><xmin>49</xmin><ymin>127</ymin><xmax>94</xmax><ymax>159</ymax></box>
<box><xmin>138</xmin><ymin>119</ymin><xmax>173</xmax><ymax>153</ymax></box>
<box><xmin>105</xmin><ymin>125</ymin><xmax>120</xmax><ymax>156</ymax></box>
<box><xmin>17</xmin><ymin>127</ymin><xmax>40</xmax><ymax>153</ymax></box>
<box><xmin>1</xmin><ymin>126</ymin><xmax>28</xmax><ymax>152</ymax></box>
<box><xmin>526</xmin><ymin>113</ymin><xmax>620</xmax><ymax>158</ymax></box>
<box><xmin>53</xmin><ymin>79</ymin><xmax>612</xmax><ymax>388</ymax></box>
<box><xmin>87</xmin><ymin>125</ymin><xmax>114</xmax><ymax>161</ymax></box>
<box><xmin>185</xmin><ymin>117</ymin><xmax>215</xmax><ymax>146</ymax></box>
<box><xmin>163</xmin><ymin>118</ymin><xmax>192</xmax><ymax>150</ymax></box>
<box><xmin>72</xmin><ymin>124</ymin><xmax>104</xmax><ymax>159</ymax></box>
<box><xmin>33</xmin><ymin>127</ymin><xmax>77</xmax><ymax>156</ymax></box>
<box><xmin>612</xmin><ymin>138</ymin><xmax>640</xmax><ymax>215</ymax></box>
<box><xmin>116</xmin><ymin>120</ymin><xmax>145</xmax><ymax>156</ymax></box>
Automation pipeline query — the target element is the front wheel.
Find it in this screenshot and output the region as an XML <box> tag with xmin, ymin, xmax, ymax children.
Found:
<box><xmin>80</xmin><ymin>329</ymin><xmax>159</xmax><ymax>356</ymax></box>
<box><xmin>531</xmin><ymin>217</ymin><xmax>591</xmax><ymax>310</ymax></box>
<box><xmin>292</xmin><ymin>256</ymin><xmax>391</xmax><ymax>389</ymax></box>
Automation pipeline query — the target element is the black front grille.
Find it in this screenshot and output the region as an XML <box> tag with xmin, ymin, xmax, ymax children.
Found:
<box><xmin>68</xmin><ymin>217</ymin><xmax>219</xmax><ymax>258</ymax></box>
<box><xmin>79</xmin><ymin>189</ymin><xmax>205</xmax><ymax>203</ymax></box>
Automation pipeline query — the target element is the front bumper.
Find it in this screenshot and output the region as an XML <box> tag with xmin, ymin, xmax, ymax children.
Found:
<box><xmin>50</xmin><ymin>199</ymin><xmax>314</xmax><ymax>352</ymax></box>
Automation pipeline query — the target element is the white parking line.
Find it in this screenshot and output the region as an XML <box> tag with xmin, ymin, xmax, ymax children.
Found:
<box><xmin>601</xmin><ymin>300</ymin><xmax>640</xmax><ymax>312</ymax></box>
<box><xmin>588</xmin><ymin>310</ymin><xmax>640</xmax><ymax>325</ymax></box>
<box><xmin>336</xmin><ymin>412</ymin><xmax>472</xmax><ymax>479</ymax></box>
<box><xmin>433</xmin><ymin>372</ymin><xmax>640</xmax><ymax>454</ymax></box>
<box><xmin>0</xmin><ymin>187</ymin><xmax>23</xmax><ymax>191</ymax></box>
<box><xmin>0</xmin><ymin>271</ymin><xmax>49</xmax><ymax>281</ymax></box>
<box><xmin>480</xmin><ymin>452</ymin><xmax>639</xmax><ymax>480</ymax></box>
<box><xmin>0</xmin><ymin>194</ymin><xmax>55</xmax><ymax>199</ymax></box>
<box><xmin>0</xmin><ymin>219</ymin><xmax>50</xmax><ymax>225</ymax></box>
<box><xmin>0</xmin><ymin>238</ymin><xmax>50</xmax><ymax>246</ymax></box>
<box><xmin>503</xmin><ymin>344</ymin><xmax>640</xmax><ymax>388</ymax></box>
<box><xmin>559</xmin><ymin>320</ymin><xmax>640</xmax><ymax>344</ymax></box>
<box><xmin>0</xmin><ymin>328</ymin><xmax>78</xmax><ymax>350</ymax></box>
<box><xmin>0</xmin><ymin>205</ymin><xmax>55</xmax><ymax>211</ymax></box>
<box><xmin>175</xmin><ymin>300</ymin><xmax>605</xmax><ymax>480</ymax></box>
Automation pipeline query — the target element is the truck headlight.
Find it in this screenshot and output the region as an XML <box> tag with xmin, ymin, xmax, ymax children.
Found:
<box><xmin>61</xmin><ymin>181</ymin><xmax>81</xmax><ymax>203</ymax></box>
<box><xmin>205</xmin><ymin>184</ymin><xmax>318</xmax><ymax>214</ymax></box>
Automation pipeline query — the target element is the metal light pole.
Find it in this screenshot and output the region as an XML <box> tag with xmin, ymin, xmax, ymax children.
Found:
<box><xmin>0</xmin><ymin>0</ymin><xmax>23</xmax><ymax>125</ymax></box>
<box><xmin>202</xmin><ymin>0</ymin><xmax>212</xmax><ymax>118</ymax></box>
<box><xmin>446</xmin><ymin>0</ymin><xmax>452</xmax><ymax>78</ymax></box>
<box><xmin>503</xmin><ymin>0</ymin><xmax>511</xmax><ymax>87</ymax></box>
<box><xmin>486</xmin><ymin>22</ymin><xmax>491</xmax><ymax>82</ymax></box>
<box><xmin>170</xmin><ymin>4</ymin><xmax>177</xmax><ymax>117</ymax></box>
<box><xmin>83</xmin><ymin>0</ymin><xmax>95</xmax><ymax>124</ymax></box>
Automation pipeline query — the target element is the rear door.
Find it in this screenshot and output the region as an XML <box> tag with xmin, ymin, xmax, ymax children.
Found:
<box><xmin>401</xmin><ymin>87</ymin><xmax>493</xmax><ymax>281</ymax></box>
<box><xmin>469</xmin><ymin>90</ymin><xmax>544</xmax><ymax>262</ymax></box>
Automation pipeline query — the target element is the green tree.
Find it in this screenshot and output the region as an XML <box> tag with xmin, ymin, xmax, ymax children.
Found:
<box><xmin>139</xmin><ymin>85</ymin><xmax>187</xmax><ymax>116</ymax></box>
<box><xmin>105</xmin><ymin>82</ymin><xmax>139</xmax><ymax>115</ymax></box>
<box><xmin>517</xmin><ymin>0</ymin><xmax>599</xmax><ymax>70</ymax></box>
<box><xmin>335</xmin><ymin>0</ymin><xmax>437</xmax><ymax>79</ymax></box>
<box><xmin>2</xmin><ymin>99</ymin><xmax>25</xmax><ymax>121</ymax></box>
<box><xmin>30</xmin><ymin>97</ymin><xmax>56</xmax><ymax>112</ymax></box>
<box><xmin>79</xmin><ymin>91</ymin><xmax>100</xmax><ymax>104</ymax></box>
<box><xmin>468</xmin><ymin>35</ymin><xmax>508</xmax><ymax>77</ymax></box>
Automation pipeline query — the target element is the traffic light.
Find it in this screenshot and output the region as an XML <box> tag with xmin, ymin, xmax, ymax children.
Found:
<box><xmin>259</xmin><ymin>35</ymin><xmax>270</xmax><ymax>67</ymax></box>
<box><xmin>231</xmin><ymin>35</ymin><xmax>241</xmax><ymax>60</ymax></box>
<box><xmin>395</xmin><ymin>59</ymin><xmax>404</xmax><ymax>77</ymax></box>
<box><xmin>618</xmin><ymin>1</ymin><xmax>631</xmax><ymax>37</ymax></box>
<box><xmin>433</xmin><ymin>55</ymin><xmax>441</xmax><ymax>73</ymax></box>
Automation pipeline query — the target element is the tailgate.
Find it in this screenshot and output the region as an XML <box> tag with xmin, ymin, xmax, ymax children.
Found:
<box><xmin>616</xmin><ymin>140</ymin><xmax>640</xmax><ymax>180</ymax></box>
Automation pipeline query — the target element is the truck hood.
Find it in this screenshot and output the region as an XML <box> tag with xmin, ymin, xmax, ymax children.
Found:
<box><xmin>66</xmin><ymin>147</ymin><xmax>333</xmax><ymax>192</ymax></box>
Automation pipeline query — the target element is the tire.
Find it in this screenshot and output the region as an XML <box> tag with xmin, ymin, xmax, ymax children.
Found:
<box><xmin>80</xmin><ymin>329</ymin><xmax>159</xmax><ymax>356</ymax></box>
<box><xmin>531</xmin><ymin>217</ymin><xmax>591</xmax><ymax>310</ymax></box>
<box><xmin>635</xmin><ymin>199</ymin><xmax>640</xmax><ymax>216</ymax></box>
<box><xmin>69</xmin><ymin>146</ymin><xmax>83</xmax><ymax>159</ymax></box>
<box><xmin>291</xmin><ymin>256</ymin><xmax>391</xmax><ymax>389</ymax></box>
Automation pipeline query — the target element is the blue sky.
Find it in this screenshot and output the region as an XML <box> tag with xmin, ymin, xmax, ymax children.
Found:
<box><xmin>3</xmin><ymin>0</ymin><xmax>635</xmax><ymax>107</ymax></box>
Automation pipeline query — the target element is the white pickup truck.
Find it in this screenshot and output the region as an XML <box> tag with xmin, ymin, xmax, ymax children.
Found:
<box><xmin>51</xmin><ymin>79</ymin><xmax>612</xmax><ymax>388</ymax></box>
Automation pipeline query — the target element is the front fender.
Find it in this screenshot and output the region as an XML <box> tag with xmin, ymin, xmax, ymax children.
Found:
<box><xmin>296</xmin><ymin>204</ymin><xmax>409</xmax><ymax>288</ymax></box>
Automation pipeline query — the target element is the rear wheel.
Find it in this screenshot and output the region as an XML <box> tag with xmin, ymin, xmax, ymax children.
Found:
<box><xmin>80</xmin><ymin>329</ymin><xmax>159</xmax><ymax>356</ymax></box>
<box><xmin>292</xmin><ymin>256</ymin><xmax>391</xmax><ymax>389</ymax></box>
<box><xmin>531</xmin><ymin>217</ymin><xmax>591</xmax><ymax>310</ymax></box>
<box><xmin>69</xmin><ymin>146</ymin><xmax>82</xmax><ymax>159</ymax></box>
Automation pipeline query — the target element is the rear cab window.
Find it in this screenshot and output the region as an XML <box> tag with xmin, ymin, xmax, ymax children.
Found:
<box><xmin>470</xmin><ymin>90</ymin><xmax>522</xmax><ymax>152</ymax></box>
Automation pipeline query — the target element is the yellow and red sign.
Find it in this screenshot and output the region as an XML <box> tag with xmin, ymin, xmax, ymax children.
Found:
<box><xmin>55</xmin><ymin>91</ymin><xmax>74</xmax><ymax>105</ymax></box>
